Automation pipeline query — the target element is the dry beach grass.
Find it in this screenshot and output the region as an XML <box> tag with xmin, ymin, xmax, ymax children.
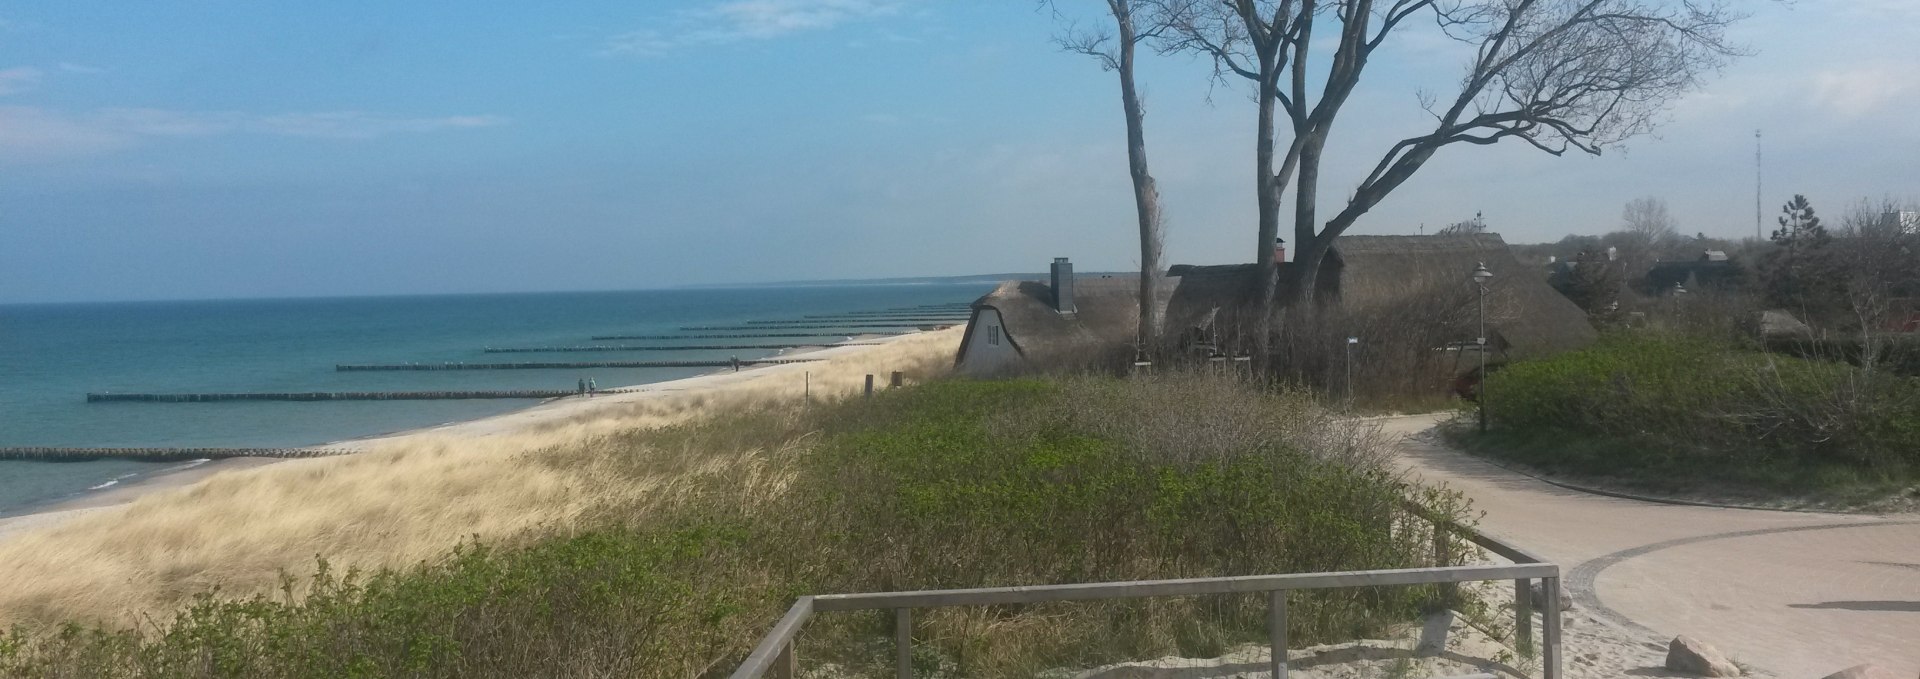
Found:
<box><xmin>0</xmin><ymin>329</ymin><xmax>964</xmax><ymax>627</ymax></box>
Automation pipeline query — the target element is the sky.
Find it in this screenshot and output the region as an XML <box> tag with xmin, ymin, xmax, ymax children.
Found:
<box><xmin>1</xmin><ymin>0</ymin><xmax>1915</xmax><ymax>303</ymax></box>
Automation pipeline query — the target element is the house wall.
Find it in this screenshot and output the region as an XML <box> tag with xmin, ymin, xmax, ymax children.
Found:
<box><xmin>956</xmin><ymin>307</ymin><xmax>1023</xmax><ymax>376</ymax></box>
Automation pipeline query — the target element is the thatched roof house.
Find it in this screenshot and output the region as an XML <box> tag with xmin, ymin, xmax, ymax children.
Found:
<box><xmin>955</xmin><ymin>234</ymin><xmax>1596</xmax><ymax>375</ymax></box>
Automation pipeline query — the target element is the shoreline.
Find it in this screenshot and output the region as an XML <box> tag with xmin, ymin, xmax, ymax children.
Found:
<box><xmin>0</xmin><ymin>331</ymin><xmax>931</xmax><ymax>543</ymax></box>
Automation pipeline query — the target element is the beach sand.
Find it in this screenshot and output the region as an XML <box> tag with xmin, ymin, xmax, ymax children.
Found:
<box><xmin>0</xmin><ymin>328</ymin><xmax>964</xmax><ymax>625</ymax></box>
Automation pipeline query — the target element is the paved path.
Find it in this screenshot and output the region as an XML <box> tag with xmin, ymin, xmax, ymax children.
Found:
<box><xmin>1379</xmin><ymin>414</ymin><xmax>1920</xmax><ymax>679</ymax></box>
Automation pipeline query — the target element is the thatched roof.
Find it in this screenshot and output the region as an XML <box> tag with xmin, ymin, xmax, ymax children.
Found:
<box><xmin>965</xmin><ymin>275</ymin><xmax>1160</xmax><ymax>361</ymax></box>
<box><xmin>1326</xmin><ymin>234</ymin><xmax>1596</xmax><ymax>360</ymax></box>
<box><xmin>971</xmin><ymin>233</ymin><xmax>1595</xmax><ymax>366</ymax></box>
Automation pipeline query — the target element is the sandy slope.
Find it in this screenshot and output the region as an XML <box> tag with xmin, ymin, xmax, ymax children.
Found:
<box><xmin>0</xmin><ymin>329</ymin><xmax>963</xmax><ymax>625</ymax></box>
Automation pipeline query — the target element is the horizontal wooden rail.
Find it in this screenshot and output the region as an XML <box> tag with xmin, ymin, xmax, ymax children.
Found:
<box><xmin>731</xmin><ymin>503</ymin><xmax>1564</xmax><ymax>679</ymax></box>
<box><xmin>808</xmin><ymin>563</ymin><xmax>1555</xmax><ymax>612</ymax></box>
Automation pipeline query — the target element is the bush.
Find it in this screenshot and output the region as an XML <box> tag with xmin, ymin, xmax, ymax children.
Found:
<box><xmin>1465</xmin><ymin>332</ymin><xmax>1920</xmax><ymax>496</ymax></box>
<box><xmin>1</xmin><ymin>376</ymin><xmax>1469</xmax><ymax>678</ymax></box>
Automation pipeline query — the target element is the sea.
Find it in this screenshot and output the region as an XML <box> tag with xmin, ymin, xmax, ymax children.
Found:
<box><xmin>0</xmin><ymin>285</ymin><xmax>992</xmax><ymax>514</ymax></box>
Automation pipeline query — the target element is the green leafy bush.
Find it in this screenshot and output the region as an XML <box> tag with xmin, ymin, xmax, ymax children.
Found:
<box><xmin>1468</xmin><ymin>333</ymin><xmax>1920</xmax><ymax>495</ymax></box>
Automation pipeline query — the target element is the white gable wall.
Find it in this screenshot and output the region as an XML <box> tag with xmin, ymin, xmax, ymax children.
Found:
<box><xmin>956</xmin><ymin>307</ymin><xmax>1023</xmax><ymax>376</ymax></box>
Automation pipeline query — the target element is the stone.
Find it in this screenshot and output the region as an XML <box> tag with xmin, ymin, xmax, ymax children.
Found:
<box><xmin>1529</xmin><ymin>582</ymin><xmax>1574</xmax><ymax>611</ymax></box>
<box><xmin>1818</xmin><ymin>665</ymin><xmax>1900</xmax><ymax>679</ymax></box>
<box><xmin>1665</xmin><ymin>635</ymin><xmax>1741</xmax><ymax>677</ymax></box>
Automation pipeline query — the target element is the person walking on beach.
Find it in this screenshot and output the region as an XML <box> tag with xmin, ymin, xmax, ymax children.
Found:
<box><xmin>587</xmin><ymin>378</ymin><xmax>597</xmax><ymax>396</ymax></box>
<box><xmin>578</xmin><ymin>378</ymin><xmax>587</xmax><ymax>395</ymax></box>
<box><xmin>730</xmin><ymin>355</ymin><xmax>741</xmax><ymax>372</ymax></box>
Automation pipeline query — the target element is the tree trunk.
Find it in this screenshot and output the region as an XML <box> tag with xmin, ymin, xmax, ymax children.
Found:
<box><xmin>1250</xmin><ymin>45</ymin><xmax>1283</xmax><ymax>361</ymax></box>
<box><xmin>1114</xmin><ymin>2</ymin><xmax>1163</xmax><ymax>351</ymax></box>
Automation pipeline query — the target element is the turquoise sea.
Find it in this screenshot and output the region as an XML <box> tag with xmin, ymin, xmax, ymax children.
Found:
<box><xmin>0</xmin><ymin>285</ymin><xmax>990</xmax><ymax>513</ymax></box>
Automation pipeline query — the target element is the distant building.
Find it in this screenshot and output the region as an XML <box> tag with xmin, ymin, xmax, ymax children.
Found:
<box><xmin>955</xmin><ymin>234</ymin><xmax>1598</xmax><ymax>375</ymax></box>
<box><xmin>1883</xmin><ymin>211</ymin><xmax>1920</xmax><ymax>235</ymax></box>
<box><xmin>1646</xmin><ymin>250</ymin><xmax>1743</xmax><ymax>294</ymax></box>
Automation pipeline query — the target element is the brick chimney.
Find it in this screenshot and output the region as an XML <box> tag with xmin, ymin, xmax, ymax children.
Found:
<box><xmin>1050</xmin><ymin>257</ymin><xmax>1075</xmax><ymax>313</ymax></box>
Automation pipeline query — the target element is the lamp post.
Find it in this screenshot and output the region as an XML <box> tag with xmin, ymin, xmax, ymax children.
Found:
<box><xmin>1471</xmin><ymin>262</ymin><xmax>1494</xmax><ymax>433</ymax></box>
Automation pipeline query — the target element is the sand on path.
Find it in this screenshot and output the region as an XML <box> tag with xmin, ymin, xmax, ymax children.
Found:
<box><xmin>1379</xmin><ymin>413</ymin><xmax>1920</xmax><ymax>679</ymax></box>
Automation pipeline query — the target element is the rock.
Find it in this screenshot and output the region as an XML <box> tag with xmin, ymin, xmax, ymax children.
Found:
<box><xmin>1819</xmin><ymin>665</ymin><xmax>1900</xmax><ymax>679</ymax></box>
<box><xmin>1665</xmin><ymin>635</ymin><xmax>1741</xmax><ymax>677</ymax></box>
<box><xmin>1529</xmin><ymin>582</ymin><xmax>1574</xmax><ymax>611</ymax></box>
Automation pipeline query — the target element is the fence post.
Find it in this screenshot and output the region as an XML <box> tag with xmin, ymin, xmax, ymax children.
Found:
<box><xmin>1542</xmin><ymin>576</ymin><xmax>1562</xmax><ymax>679</ymax></box>
<box><xmin>895</xmin><ymin>608</ymin><xmax>912</xmax><ymax>679</ymax></box>
<box><xmin>770</xmin><ymin>641</ymin><xmax>796</xmax><ymax>679</ymax></box>
<box><xmin>890</xmin><ymin>371</ymin><xmax>903</xmax><ymax>388</ymax></box>
<box><xmin>1433</xmin><ymin>523</ymin><xmax>1458</xmax><ymax>606</ymax></box>
<box><xmin>1268</xmin><ymin>591</ymin><xmax>1289</xmax><ymax>679</ymax></box>
<box><xmin>864</xmin><ymin>374</ymin><xmax>874</xmax><ymax>399</ymax></box>
<box><xmin>1513</xmin><ymin>578</ymin><xmax>1533</xmax><ymax>657</ymax></box>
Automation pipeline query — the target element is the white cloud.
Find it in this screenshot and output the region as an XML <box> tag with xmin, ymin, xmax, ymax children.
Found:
<box><xmin>1811</xmin><ymin>63</ymin><xmax>1919</xmax><ymax>118</ymax></box>
<box><xmin>0</xmin><ymin>107</ymin><xmax>507</xmax><ymax>162</ymax></box>
<box><xmin>0</xmin><ymin>66</ymin><xmax>42</xmax><ymax>95</ymax></box>
<box><xmin>604</xmin><ymin>0</ymin><xmax>907</xmax><ymax>55</ymax></box>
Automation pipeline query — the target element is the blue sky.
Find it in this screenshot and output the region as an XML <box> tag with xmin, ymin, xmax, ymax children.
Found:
<box><xmin>1</xmin><ymin>0</ymin><xmax>1915</xmax><ymax>303</ymax></box>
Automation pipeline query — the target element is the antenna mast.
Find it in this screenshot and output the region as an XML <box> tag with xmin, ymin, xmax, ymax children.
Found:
<box><xmin>1754</xmin><ymin>129</ymin><xmax>1763</xmax><ymax>242</ymax></box>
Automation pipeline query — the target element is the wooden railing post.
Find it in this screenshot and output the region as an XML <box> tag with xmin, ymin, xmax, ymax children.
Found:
<box><xmin>1268</xmin><ymin>591</ymin><xmax>1289</xmax><ymax>679</ymax></box>
<box><xmin>864</xmin><ymin>374</ymin><xmax>875</xmax><ymax>398</ymax></box>
<box><xmin>1541</xmin><ymin>576</ymin><xmax>1562</xmax><ymax>679</ymax></box>
<box><xmin>770</xmin><ymin>641</ymin><xmax>796</xmax><ymax>679</ymax></box>
<box><xmin>1513</xmin><ymin>578</ymin><xmax>1533</xmax><ymax>657</ymax></box>
<box><xmin>895</xmin><ymin>608</ymin><xmax>912</xmax><ymax>679</ymax></box>
<box><xmin>889</xmin><ymin>371</ymin><xmax>904</xmax><ymax>388</ymax></box>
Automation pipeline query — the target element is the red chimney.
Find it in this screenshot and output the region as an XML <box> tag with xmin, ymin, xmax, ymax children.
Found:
<box><xmin>1273</xmin><ymin>237</ymin><xmax>1287</xmax><ymax>263</ymax></box>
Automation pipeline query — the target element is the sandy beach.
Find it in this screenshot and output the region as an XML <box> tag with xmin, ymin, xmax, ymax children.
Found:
<box><xmin>0</xmin><ymin>328</ymin><xmax>964</xmax><ymax>624</ymax></box>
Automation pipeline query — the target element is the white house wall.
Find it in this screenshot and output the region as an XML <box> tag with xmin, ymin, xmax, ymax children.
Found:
<box><xmin>957</xmin><ymin>307</ymin><xmax>1023</xmax><ymax>376</ymax></box>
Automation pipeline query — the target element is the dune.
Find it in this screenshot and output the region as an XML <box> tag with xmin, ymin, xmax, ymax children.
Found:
<box><xmin>0</xmin><ymin>328</ymin><xmax>964</xmax><ymax>626</ymax></box>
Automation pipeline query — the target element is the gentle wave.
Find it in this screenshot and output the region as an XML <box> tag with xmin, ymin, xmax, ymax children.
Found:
<box><xmin>84</xmin><ymin>458</ymin><xmax>210</xmax><ymax>491</ymax></box>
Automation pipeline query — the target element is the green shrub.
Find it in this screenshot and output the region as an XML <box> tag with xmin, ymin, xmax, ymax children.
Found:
<box><xmin>1469</xmin><ymin>332</ymin><xmax>1920</xmax><ymax>495</ymax></box>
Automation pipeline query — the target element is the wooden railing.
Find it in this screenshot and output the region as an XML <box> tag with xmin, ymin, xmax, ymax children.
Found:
<box><xmin>730</xmin><ymin>509</ymin><xmax>1563</xmax><ymax>679</ymax></box>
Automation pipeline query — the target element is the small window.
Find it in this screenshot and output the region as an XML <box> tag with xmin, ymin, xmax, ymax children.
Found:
<box><xmin>988</xmin><ymin>325</ymin><xmax>1000</xmax><ymax>346</ymax></box>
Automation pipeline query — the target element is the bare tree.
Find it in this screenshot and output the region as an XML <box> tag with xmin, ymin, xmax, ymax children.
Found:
<box><xmin>1151</xmin><ymin>0</ymin><xmax>1305</xmax><ymax>358</ymax></box>
<box><xmin>1622</xmin><ymin>196</ymin><xmax>1679</xmax><ymax>250</ymax></box>
<box><xmin>1300</xmin><ymin>1</ymin><xmax>1745</xmax><ymax>300</ymax></box>
<box><xmin>1055</xmin><ymin>0</ymin><xmax>1168</xmax><ymax>349</ymax></box>
<box><xmin>1155</xmin><ymin>1</ymin><xmax>1746</xmax><ymax>305</ymax></box>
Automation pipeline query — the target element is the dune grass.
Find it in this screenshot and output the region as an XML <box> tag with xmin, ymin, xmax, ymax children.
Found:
<box><xmin>0</xmin><ymin>371</ymin><xmax>1471</xmax><ymax>678</ymax></box>
<box><xmin>0</xmin><ymin>330</ymin><xmax>965</xmax><ymax>628</ymax></box>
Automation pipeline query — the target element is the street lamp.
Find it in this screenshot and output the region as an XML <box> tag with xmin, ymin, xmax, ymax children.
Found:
<box><xmin>1471</xmin><ymin>262</ymin><xmax>1494</xmax><ymax>433</ymax></box>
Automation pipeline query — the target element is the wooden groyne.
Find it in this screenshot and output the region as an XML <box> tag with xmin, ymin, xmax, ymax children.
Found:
<box><xmin>591</xmin><ymin>332</ymin><xmax>907</xmax><ymax>340</ymax></box>
<box><xmin>754</xmin><ymin>317</ymin><xmax>965</xmax><ymax>324</ymax></box>
<box><xmin>89</xmin><ymin>390</ymin><xmax>584</xmax><ymax>403</ymax></box>
<box><xmin>484</xmin><ymin>343</ymin><xmax>881</xmax><ymax>353</ymax></box>
<box><xmin>806</xmin><ymin>313</ymin><xmax>971</xmax><ymax>319</ymax></box>
<box><xmin>336</xmin><ymin>358</ymin><xmax>825</xmax><ymax>372</ymax></box>
<box><xmin>679</xmin><ymin>323</ymin><xmax>953</xmax><ymax>331</ymax></box>
<box><xmin>0</xmin><ymin>447</ymin><xmax>353</xmax><ymax>462</ymax></box>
